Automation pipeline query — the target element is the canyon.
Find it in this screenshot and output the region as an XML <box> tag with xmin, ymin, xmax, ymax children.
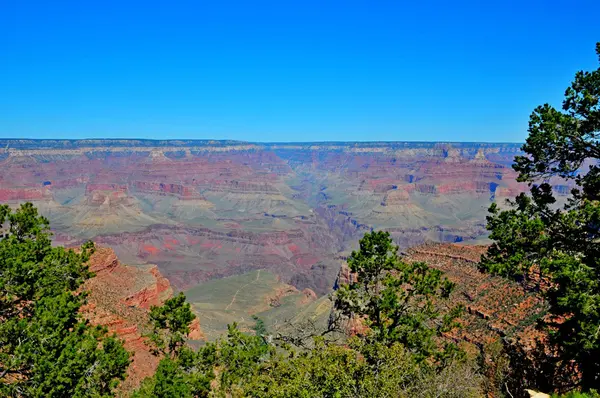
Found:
<box><xmin>0</xmin><ymin>139</ymin><xmax>555</xmax><ymax>338</ymax></box>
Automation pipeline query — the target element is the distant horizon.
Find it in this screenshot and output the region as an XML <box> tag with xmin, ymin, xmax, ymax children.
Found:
<box><xmin>0</xmin><ymin>137</ymin><xmax>524</xmax><ymax>145</ymax></box>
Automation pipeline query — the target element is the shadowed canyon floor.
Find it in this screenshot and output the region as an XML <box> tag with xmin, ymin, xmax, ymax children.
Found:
<box><xmin>0</xmin><ymin>139</ymin><xmax>564</xmax><ymax>338</ymax></box>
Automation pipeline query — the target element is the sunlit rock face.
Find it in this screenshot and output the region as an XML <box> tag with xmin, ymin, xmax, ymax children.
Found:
<box><xmin>0</xmin><ymin>139</ymin><xmax>539</xmax><ymax>298</ymax></box>
<box><xmin>329</xmin><ymin>243</ymin><xmax>547</xmax><ymax>351</ymax></box>
<box><xmin>81</xmin><ymin>246</ymin><xmax>204</xmax><ymax>393</ymax></box>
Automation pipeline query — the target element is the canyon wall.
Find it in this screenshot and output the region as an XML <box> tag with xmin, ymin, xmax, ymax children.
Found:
<box><xmin>0</xmin><ymin>139</ymin><xmax>534</xmax><ymax>294</ymax></box>
<box><xmin>0</xmin><ymin>139</ymin><xmax>556</xmax><ymax>319</ymax></box>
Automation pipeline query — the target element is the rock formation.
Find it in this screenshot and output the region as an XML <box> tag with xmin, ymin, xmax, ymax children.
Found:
<box><xmin>331</xmin><ymin>243</ymin><xmax>547</xmax><ymax>349</ymax></box>
<box><xmin>0</xmin><ymin>139</ymin><xmax>558</xmax><ymax>334</ymax></box>
<box><xmin>81</xmin><ymin>247</ymin><xmax>204</xmax><ymax>392</ymax></box>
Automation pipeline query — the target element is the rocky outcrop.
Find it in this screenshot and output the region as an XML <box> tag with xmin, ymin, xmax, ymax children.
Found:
<box><xmin>123</xmin><ymin>265</ymin><xmax>172</xmax><ymax>309</ymax></box>
<box><xmin>300</xmin><ymin>288</ymin><xmax>318</xmax><ymax>304</ymax></box>
<box><xmin>332</xmin><ymin>243</ymin><xmax>547</xmax><ymax>349</ymax></box>
<box><xmin>333</xmin><ymin>262</ymin><xmax>356</xmax><ymax>289</ymax></box>
<box><xmin>381</xmin><ymin>189</ymin><xmax>410</xmax><ymax>206</ymax></box>
<box><xmin>132</xmin><ymin>181</ymin><xmax>205</xmax><ymax>199</ymax></box>
<box><xmin>44</xmin><ymin>177</ymin><xmax>89</xmax><ymax>189</ymax></box>
<box><xmin>187</xmin><ymin>318</ymin><xmax>205</xmax><ymax>340</ymax></box>
<box><xmin>201</xmin><ymin>179</ymin><xmax>281</xmax><ymax>194</ymax></box>
<box><xmin>81</xmin><ymin>247</ymin><xmax>203</xmax><ymax>393</ymax></box>
<box><xmin>0</xmin><ymin>188</ymin><xmax>51</xmax><ymax>201</ymax></box>
<box><xmin>85</xmin><ymin>183</ymin><xmax>128</xmax><ymax>195</ymax></box>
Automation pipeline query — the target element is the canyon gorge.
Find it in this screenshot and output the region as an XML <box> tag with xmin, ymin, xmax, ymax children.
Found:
<box><xmin>1</xmin><ymin>139</ymin><xmax>557</xmax><ymax>339</ymax></box>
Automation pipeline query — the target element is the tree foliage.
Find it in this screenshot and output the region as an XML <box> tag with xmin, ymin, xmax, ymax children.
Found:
<box><xmin>251</xmin><ymin>315</ymin><xmax>268</xmax><ymax>338</ymax></box>
<box><xmin>147</xmin><ymin>292</ymin><xmax>196</xmax><ymax>357</ymax></box>
<box><xmin>132</xmin><ymin>346</ymin><xmax>213</xmax><ymax>398</ymax></box>
<box><xmin>136</xmin><ymin>323</ymin><xmax>481</xmax><ymax>398</ymax></box>
<box><xmin>244</xmin><ymin>337</ymin><xmax>481</xmax><ymax>398</ymax></box>
<box><xmin>482</xmin><ymin>42</ymin><xmax>600</xmax><ymax>391</ymax></box>
<box><xmin>134</xmin><ymin>321</ymin><xmax>271</xmax><ymax>398</ymax></box>
<box><xmin>334</xmin><ymin>230</ymin><xmax>463</xmax><ymax>364</ymax></box>
<box><xmin>135</xmin><ymin>293</ymin><xmax>212</xmax><ymax>398</ymax></box>
<box><xmin>133</xmin><ymin>230</ymin><xmax>481</xmax><ymax>397</ymax></box>
<box><xmin>0</xmin><ymin>203</ymin><xmax>130</xmax><ymax>397</ymax></box>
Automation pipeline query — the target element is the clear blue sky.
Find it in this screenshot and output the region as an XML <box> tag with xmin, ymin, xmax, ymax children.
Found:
<box><xmin>1</xmin><ymin>1</ymin><xmax>599</xmax><ymax>142</ymax></box>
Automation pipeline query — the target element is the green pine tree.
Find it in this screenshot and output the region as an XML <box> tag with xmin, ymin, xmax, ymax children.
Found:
<box><xmin>134</xmin><ymin>293</ymin><xmax>213</xmax><ymax>398</ymax></box>
<box><xmin>334</xmin><ymin>230</ymin><xmax>463</xmax><ymax>364</ymax></box>
<box><xmin>482</xmin><ymin>42</ymin><xmax>600</xmax><ymax>391</ymax></box>
<box><xmin>0</xmin><ymin>203</ymin><xmax>130</xmax><ymax>397</ymax></box>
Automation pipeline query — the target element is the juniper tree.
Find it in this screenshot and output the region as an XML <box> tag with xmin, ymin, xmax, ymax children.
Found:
<box><xmin>334</xmin><ymin>230</ymin><xmax>463</xmax><ymax>365</ymax></box>
<box><xmin>0</xmin><ymin>203</ymin><xmax>130</xmax><ymax>397</ymax></box>
<box><xmin>482</xmin><ymin>43</ymin><xmax>600</xmax><ymax>390</ymax></box>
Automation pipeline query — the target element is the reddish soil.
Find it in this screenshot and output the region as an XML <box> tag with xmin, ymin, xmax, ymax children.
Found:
<box><xmin>405</xmin><ymin>243</ymin><xmax>546</xmax><ymax>348</ymax></box>
<box><xmin>81</xmin><ymin>247</ymin><xmax>204</xmax><ymax>394</ymax></box>
<box><xmin>334</xmin><ymin>243</ymin><xmax>547</xmax><ymax>349</ymax></box>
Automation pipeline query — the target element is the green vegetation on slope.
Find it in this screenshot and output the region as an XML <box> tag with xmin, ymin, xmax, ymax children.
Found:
<box><xmin>482</xmin><ymin>42</ymin><xmax>600</xmax><ymax>394</ymax></box>
<box><xmin>186</xmin><ymin>268</ymin><xmax>333</xmax><ymax>340</ymax></box>
<box><xmin>335</xmin><ymin>230</ymin><xmax>463</xmax><ymax>364</ymax></box>
<box><xmin>133</xmin><ymin>231</ymin><xmax>482</xmax><ymax>397</ymax></box>
<box><xmin>0</xmin><ymin>203</ymin><xmax>130</xmax><ymax>397</ymax></box>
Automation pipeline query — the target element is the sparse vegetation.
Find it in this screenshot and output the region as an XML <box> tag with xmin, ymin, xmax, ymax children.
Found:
<box><xmin>131</xmin><ymin>230</ymin><xmax>482</xmax><ymax>397</ymax></box>
<box><xmin>251</xmin><ymin>315</ymin><xmax>268</xmax><ymax>337</ymax></box>
<box><xmin>334</xmin><ymin>230</ymin><xmax>464</xmax><ymax>365</ymax></box>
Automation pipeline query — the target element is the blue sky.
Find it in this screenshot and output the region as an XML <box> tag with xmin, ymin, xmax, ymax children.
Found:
<box><xmin>1</xmin><ymin>1</ymin><xmax>599</xmax><ymax>142</ymax></box>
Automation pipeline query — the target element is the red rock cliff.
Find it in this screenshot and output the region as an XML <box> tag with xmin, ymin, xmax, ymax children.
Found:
<box><xmin>81</xmin><ymin>247</ymin><xmax>205</xmax><ymax>393</ymax></box>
